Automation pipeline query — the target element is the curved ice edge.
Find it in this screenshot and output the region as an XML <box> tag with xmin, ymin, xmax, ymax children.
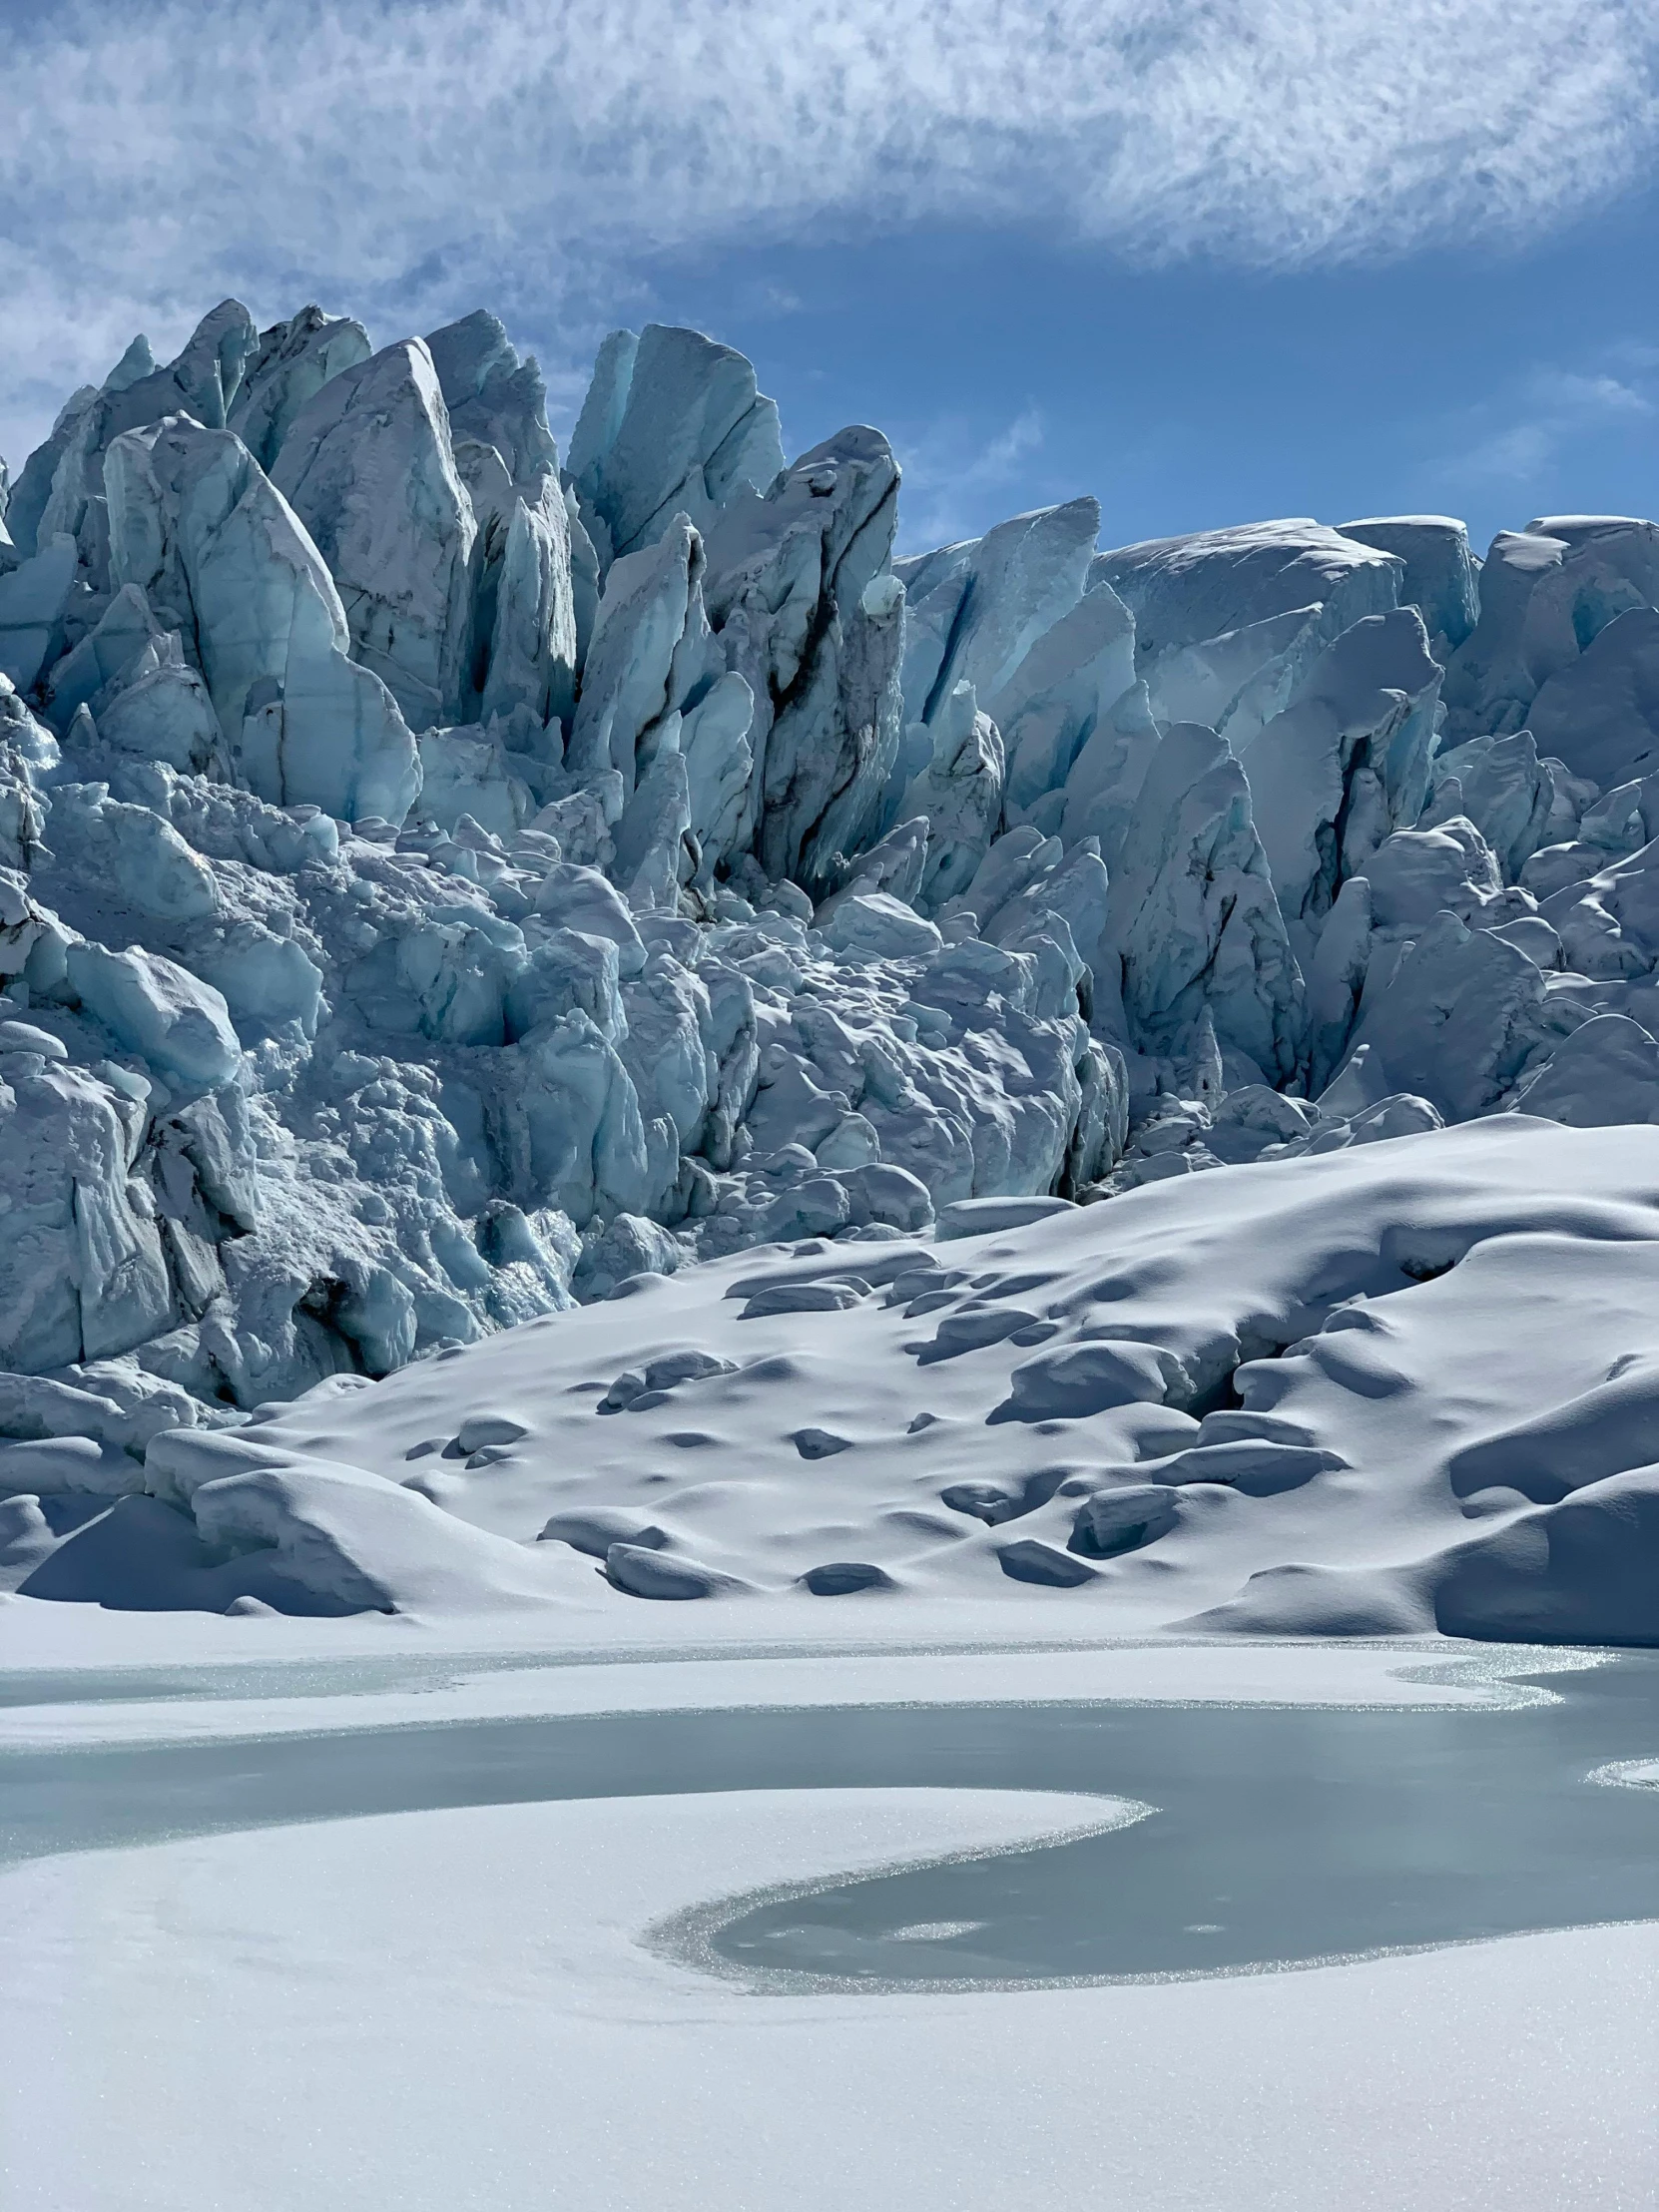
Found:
<box><xmin>1590</xmin><ymin>1756</ymin><xmax>1659</xmax><ymax>1790</ymax></box>
<box><xmin>651</xmin><ymin>1779</ymin><xmax>1659</xmax><ymax>1999</ymax></box>
<box><xmin>1382</xmin><ymin>1646</ymin><xmax>1617</xmax><ymax>1711</ymax></box>
<box><xmin>0</xmin><ymin>1637</ymin><xmax>1608</xmax><ymax>1754</ymax></box>
<box><xmin>641</xmin><ymin>1790</ymin><xmax>1155</xmax><ymax>1991</ymax></box>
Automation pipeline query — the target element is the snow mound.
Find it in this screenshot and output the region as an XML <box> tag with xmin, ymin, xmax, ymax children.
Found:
<box><xmin>8</xmin><ymin>1116</ymin><xmax>1654</xmax><ymax>1640</ymax></box>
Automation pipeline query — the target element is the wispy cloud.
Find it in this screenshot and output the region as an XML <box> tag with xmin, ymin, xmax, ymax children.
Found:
<box><xmin>895</xmin><ymin>408</ymin><xmax>1050</xmax><ymax>550</ymax></box>
<box><xmin>3</xmin><ymin>0</ymin><xmax>1658</xmax><ymax>464</ymax></box>
<box><xmin>1426</xmin><ymin>359</ymin><xmax>1657</xmax><ymax>495</ymax></box>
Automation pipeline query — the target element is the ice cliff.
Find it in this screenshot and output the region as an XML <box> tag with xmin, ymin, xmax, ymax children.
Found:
<box><xmin>7</xmin><ymin>298</ymin><xmax>1659</xmax><ymax>1637</ymax></box>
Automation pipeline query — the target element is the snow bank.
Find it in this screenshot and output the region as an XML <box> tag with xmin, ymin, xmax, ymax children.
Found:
<box><xmin>8</xmin><ymin>1116</ymin><xmax>1658</xmax><ymax>1643</ymax></box>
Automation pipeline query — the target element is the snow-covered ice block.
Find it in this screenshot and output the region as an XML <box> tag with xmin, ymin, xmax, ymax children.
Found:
<box><xmin>1525</xmin><ymin>606</ymin><xmax>1659</xmax><ymax>791</ymax></box>
<box><xmin>65</xmin><ymin>941</ymin><xmax>242</xmax><ymax>1092</ymax></box>
<box><xmin>1507</xmin><ymin>1013</ymin><xmax>1659</xmax><ymax>1126</ymax></box>
<box><xmin>1441</xmin><ymin>517</ymin><xmax>1659</xmax><ymax>746</ymax></box>
<box><xmin>1338</xmin><ymin>515</ymin><xmax>1479</xmax><ymax>657</ymax></box>
<box><xmin>1097</xmin><ymin>518</ymin><xmax>1402</xmax><ymax>719</ymax></box>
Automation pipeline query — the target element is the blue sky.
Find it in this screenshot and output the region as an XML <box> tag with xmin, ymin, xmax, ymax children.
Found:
<box><xmin>4</xmin><ymin>0</ymin><xmax>1658</xmax><ymax>559</ymax></box>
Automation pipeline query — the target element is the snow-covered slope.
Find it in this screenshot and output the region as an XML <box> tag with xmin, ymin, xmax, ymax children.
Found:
<box><xmin>7</xmin><ymin>300</ymin><xmax>1659</xmax><ymax>1637</ymax></box>
<box><xmin>11</xmin><ymin>1116</ymin><xmax>1659</xmax><ymax>1645</ymax></box>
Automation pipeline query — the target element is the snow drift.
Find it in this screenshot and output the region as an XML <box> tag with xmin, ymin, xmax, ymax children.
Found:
<box><xmin>8</xmin><ymin>1115</ymin><xmax>1659</xmax><ymax>1647</ymax></box>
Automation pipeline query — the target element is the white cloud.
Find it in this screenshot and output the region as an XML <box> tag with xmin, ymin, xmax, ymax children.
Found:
<box><xmin>2</xmin><ymin>0</ymin><xmax>1658</xmax><ymax>464</ymax></box>
<box><xmin>1425</xmin><ymin>356</ymin><xmax>1658</xmax><ymax>495</ymax></box>
<box><xmin>894</xmin><ymin>408</ymin><xmax>1049</xmax><ymax>549</ymax></box>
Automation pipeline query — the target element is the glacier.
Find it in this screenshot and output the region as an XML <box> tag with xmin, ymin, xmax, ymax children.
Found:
<box><xmin>8</xmin><ymin>299</ymin><xmax>1659</xmax><ymax>1640</ymax></box>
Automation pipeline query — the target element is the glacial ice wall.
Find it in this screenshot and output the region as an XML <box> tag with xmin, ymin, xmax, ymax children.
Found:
<box><xmin>3</xmin><ymin>295</ymin><xmax>1659</xmax><ymax>1474</ymax></box>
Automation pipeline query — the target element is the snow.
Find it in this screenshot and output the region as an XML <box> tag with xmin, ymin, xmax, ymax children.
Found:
<box><xmin>3</xmin><ymin>1113</ymin><xmax>1658</xmax><ymax>1643</ymax></box>
<box><xmin>4</xmin><ymin>1776</ymin><xmax>1655</xmax><ymax>2212</ymax></box>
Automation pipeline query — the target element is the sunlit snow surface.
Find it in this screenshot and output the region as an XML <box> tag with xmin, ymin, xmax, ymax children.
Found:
<box><xmin>4</xmin><ymin>1115</ymin><xmax>1651</xmax><ymax>1643</ymax></box>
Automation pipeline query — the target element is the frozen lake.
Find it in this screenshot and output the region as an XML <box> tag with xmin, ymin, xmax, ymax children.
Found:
<box><xmin>4</xmin><ymin>1652</ymin><xmax>1658</xmax><ymax>1985</ymax></box>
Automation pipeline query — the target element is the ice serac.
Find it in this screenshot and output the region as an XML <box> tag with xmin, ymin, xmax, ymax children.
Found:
<box><xmin>1537</xmin><ymin>835</ymin><xmax>1659</xmax><ymax>979</ymax></box>
<box><xmin>566</xmin><ymin>515</ymin><xmax>724</xmax><ymax>799</ymax></box>
<box><xmin>992</xmin><ymin>576</ymin><xmax>1139</xmax><ymax>831</ymax></box>
<box><xmin>4</xmin><ymin>380</ymin><xmax>105</xmax><ymax>566</ymax></box>
<box><xmin>0</xmin><ymin>1049</ymin><xmax>173</xmax><ymax>1370</ymax></box>
<box><xmin>426</xmin><ymin>310</ymin><xmax>559</xmax><ymax>489</ymax></box>
<box><xmin>228</xmin><ymin>306</ymin><xmax>374</xmax><ymax>473</ymax></box>
<box><xmin>41</xmin><ymin>582</ymin><xmax>162</xmax><ymax>729</ymax></box>
<box><xmin>568</xmin><ymin>323</ymin><xmax>786</xmax><ymax>572</ymax></box>
<box><xmin>1104</xmin><ymin>721</ymin><xmax>1304</xmax><ymax>1083</ymax></box>
<box><xmin>0</xmin><ymin>535</ymin><xmax>78</xmax><ymax>693</ymax></box>
<box><xmin>427</xmin><ymin>310</ymin><xmax>578</xmax><ymax>736</ymax></box>
<box><xmin>272</xmin><ymin>339</ymin><xmax>476</xmax><ymax>730</ymax></box>
<box><xmin>1327</xmin><ymin>909</ymin><xmax>1546</xmax><ymax>1121</ymax></box>
<box><xmin>29</xmin><ymin>302</ymin><xmax>260</xmax><ymax>587</ymax></box>
<box><xmin>1096</xmin><ymin>518</ymin><xmax>1403</xmax><ymax>737</ymax></box>
<box><xmin>1422</xmin><ymin>729</ymin><xmax>1565</xmax><ymax>884</ymax></box>
<box><xmin>106</xmin><ymin>414</ymin><xmax>419</xmax><ymax>824</ymax></box>
<box><xmin>1242</xmin><ymin>609</ymin><xmax>1442</xmax><ymax>944</ymax></box>
<box><xmin>899</xmin><ymin>680</ymin><xmax>1005</xmax><ymax>910</ymax></box>
<box><xmin>1440</xmin><ymin>516</ymin><xmax>1659</xmax><ymax>745</ymax></box>
<box><xmin>1339</xmin><ymin>516</ymin><xmax>1479</xmax><ymax>659</ymax></box>
<box><xmin>897</xmin><ymin>499</ymin><xmax>1101</xmax><ymax>728</ymax></box>
<box><xmin>1524</xmin><ymin>607</ymin><xmax>1659</xmax><ymax>790</ymax></box>
<box><xmin>704</xmin><ymin>427</ymin><xmax>902</xmax><ymax>887</ymax></box>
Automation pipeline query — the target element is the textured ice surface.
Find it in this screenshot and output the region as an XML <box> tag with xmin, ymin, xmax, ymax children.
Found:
<box><xmin>9</xmin><ymin>301</ymin><xmax>1659</xmax><ymax>1638</ymax></box>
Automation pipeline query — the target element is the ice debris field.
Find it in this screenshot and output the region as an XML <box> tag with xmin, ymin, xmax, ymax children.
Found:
<box><xmin>5</xmin><ymin>300</ymin><xmax>1659</xmax><ymax>1640</ymax></box>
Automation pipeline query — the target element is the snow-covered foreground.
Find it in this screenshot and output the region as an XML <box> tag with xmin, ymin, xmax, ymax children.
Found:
<box><xmin>5</xmin><ymin>1639</ymin><xmax>1658</xmax><ymax>2212</ymax></box>
<box><xmin>8</xmin><ymin>1113</ymin><xmax>1659</xmax><ymax>1644</ymax></box>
